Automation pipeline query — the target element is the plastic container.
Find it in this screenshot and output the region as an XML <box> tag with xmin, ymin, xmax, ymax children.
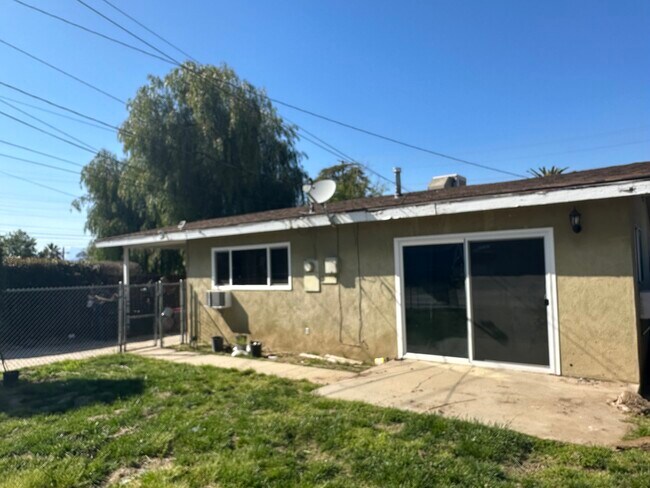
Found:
<box><xmin>250</xmin><ymin>341</ymin><xmax>263</xmax><ymax>358</ymax></box>
<box><xmin>211</xmin><ymin>336</ymin><xmax>224</xmax><ymax>352</ymax></box>
<box><xmin>3</xmin><ymin>370</ymin><xmax>19</xmax><ymax>387</ymax></box>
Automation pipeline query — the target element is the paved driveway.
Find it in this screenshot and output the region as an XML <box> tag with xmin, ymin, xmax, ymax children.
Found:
<box><xmin>316</xmin><ymin>359</ymin><xmax>637</xmax><ymax>446</ymax></box>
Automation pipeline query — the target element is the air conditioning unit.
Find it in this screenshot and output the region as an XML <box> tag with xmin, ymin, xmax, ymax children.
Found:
<box><xmin>427</xmin><ymin>174</ymin><xmax>467</xmax><ymax>191</ymax></box>
<box><xmin>206</xmin><ymin>290</ymin><xmax>232</xmax><ymax>309</ymax></box>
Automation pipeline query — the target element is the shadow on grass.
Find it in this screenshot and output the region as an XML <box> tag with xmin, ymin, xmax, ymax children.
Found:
<box><xmin>0</xmin><ymin>378</ymin><xmax>145</xmax><ymax>417</ymax></box>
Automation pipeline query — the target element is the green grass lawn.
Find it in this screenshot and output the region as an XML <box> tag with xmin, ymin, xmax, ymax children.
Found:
<box><xmin>0</xmin><ymin>355</ymin><xmax>649</xmax><ymax>487</ymax></box>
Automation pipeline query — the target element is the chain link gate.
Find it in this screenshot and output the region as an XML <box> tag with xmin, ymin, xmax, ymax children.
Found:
<box><xmin>0</xmin><ymin>280</ymin><xmax>186</xmax><ymax>370</ymax></box>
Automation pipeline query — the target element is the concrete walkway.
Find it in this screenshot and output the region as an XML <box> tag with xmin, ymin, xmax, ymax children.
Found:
<box><xmin>133</xmin><ymin>347</ymin><xmax>357</xmax><ymax>385</ymax></box>
<box><xmin>315</xmin><ymin>359</ymin><xmax>637</xmax><ymax>446</ymax></box>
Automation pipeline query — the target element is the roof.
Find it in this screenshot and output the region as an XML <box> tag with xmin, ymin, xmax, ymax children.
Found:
<box><xmin>96</xmin><ymin>161</ymin><xmax>650</xmax><ymax>248</ymax></box>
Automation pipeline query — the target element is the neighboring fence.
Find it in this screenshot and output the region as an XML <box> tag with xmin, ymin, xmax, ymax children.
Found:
<box><xmin>0</xmin><ymin>281</ymin><xmax>186</xmax><ymax>370</ymax></box>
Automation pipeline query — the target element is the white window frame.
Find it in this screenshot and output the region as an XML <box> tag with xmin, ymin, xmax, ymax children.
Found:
<box><xmin>211</xmin><ymin>242</ymin><xmax>292</xmax><ymax>291</ymax></box>
<box><xmin>394</xmin><ymin>228</ymin><xmax>560</xmax><ymax>375</ymax></box>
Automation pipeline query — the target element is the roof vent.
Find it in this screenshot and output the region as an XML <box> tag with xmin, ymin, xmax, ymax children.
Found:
<box><xmin>427</xmin><ymin>174</ymin><xmax>467</xmax><ymax>191</ymax></box>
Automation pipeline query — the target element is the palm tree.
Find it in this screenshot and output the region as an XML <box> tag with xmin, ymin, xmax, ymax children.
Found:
<box><xmin>528</xmin><ymin>166</ymin><xmax>569</xmax><ymax>178</ymax></box>
<box><xmin>39</xmin><ymin>243</ymin><xmax>63</xmax><ymax>260</ymax></box>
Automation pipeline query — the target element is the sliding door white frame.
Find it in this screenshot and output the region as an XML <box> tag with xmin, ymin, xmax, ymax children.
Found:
<box><xmin>394</xmin><ymin>228</ymin><xmax>560</xmax><ymax>375</ymax></box>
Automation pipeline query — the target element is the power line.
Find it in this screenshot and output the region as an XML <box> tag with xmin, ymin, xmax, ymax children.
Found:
<box><xmin>66</xmin><ymin>0</ymin><xmax>525</xmax><ymax>179</ymax></box>
<box><xmin>0</xmin><ymin>139</ymin><xmax>84</xmax><ymax>168</ymax></box>
<box><xmin>0</xmin><ymin>152</ymin><xmax>79</xmax><ymax>175</ymax></box>
<box><xmin>12</xmin><ymin>0</ymin><xmax>174</xmax><ymax>65</ymax></box>
<box><xmin>0</xmin><ymin>168</ymin><xmax>79</xmax><ymax>198</ymax></box>
<box><xmin>100</xmin><ymin>0</ymin><xmax>197</xmax><ymax>62</ymax></box>
<box><xmin>0</xmin><ymin>38</ymin><xmax>126</xmax><ymax>104</ymax></box>
<box><xmin>0</xmin><ymin>108</ymin><xmax>97</xmax><ymax>154</ymax></box>
<box><xmin>0</xmin><ymin>80</ymin><xmax>121</xmax><ymax>131</ymax></box>
<box><xmin>16</xmin><ymin>0</ymin><xmax>413</xmax><ymax>185</ymax></box>
<box><xmin>0</xmin><ymin>95</ymin><xmax>117</xmax><ymax>132</ymax></box>
<box><xmin>481</xmin><ymin>139</ymin><xmax>650</xmax><ymax>164</ymax></box>
<box><xmin>0</xmin><ymin>98</ymin><xmax>98</xmax><ymax>152</ymax></box>
<box><xmin>75</xmin><ymin>0</ymin><xmax>178</xmax><ymax>65</ymax></box>
<box><xmin>277</xmin><ymin>98</ymin><xmax>526</xmax><ymax>177</ymax></box>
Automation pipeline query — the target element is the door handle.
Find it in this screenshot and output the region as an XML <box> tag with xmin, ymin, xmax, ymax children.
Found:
<box><xmin>544</xmin><ymin>298</ymin><xmax>550</xmax><ymax>306</ymax></box>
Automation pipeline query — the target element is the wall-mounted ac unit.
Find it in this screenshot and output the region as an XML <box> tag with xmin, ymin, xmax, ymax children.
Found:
<box><xmin>206</xmin><ymin>290</ymin><xmax>232</xmax><ymax>309</ymax></box>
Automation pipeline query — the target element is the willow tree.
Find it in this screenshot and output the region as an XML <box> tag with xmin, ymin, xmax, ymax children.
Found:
<box><xmin>77</xmin><ymin>63</ymin><xmax>306</xmax><ymax>271</ymax></box>
<box><xmin>118</xmin><ymin>63</ymin><xmax>305</xmax><ymax>224</ymax></box>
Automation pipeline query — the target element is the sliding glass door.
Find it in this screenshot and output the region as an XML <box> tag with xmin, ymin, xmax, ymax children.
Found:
<box><xmin>399</xmin><ymin>230</ymin><xmax>555</xmax><ymax>371</ymax></box>
<box><xmin>469</xmin><ymin>238</ymin><xmax>549</xmax><ymax>366</ymax></box>
<box><xmin>403</xmin><ymin>243</ymin><xmax>468</xmax><ymax>358</ymax></box>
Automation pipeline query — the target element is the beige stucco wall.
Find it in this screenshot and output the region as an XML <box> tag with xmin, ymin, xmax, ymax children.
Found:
<box><xmin>186</xmin><ymin>197</ymin><xmax>643</xmax><ymax>383</ymax></box>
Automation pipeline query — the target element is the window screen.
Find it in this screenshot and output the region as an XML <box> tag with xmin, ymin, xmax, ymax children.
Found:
<box><xmin>270</xmin><ymin>247</ymin><xmax>289</xmax><ymax>284</ymax></box>
<box><xmin>232</xmin><ymin>248</ymin><xmax>268</xmax><ymax>285</ymax></box>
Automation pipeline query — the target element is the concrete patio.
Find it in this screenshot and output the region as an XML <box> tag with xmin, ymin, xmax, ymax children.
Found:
<box><xmin>315</xmin><ymin>359</ymin><xmax>638</xmax><ymax>446</ymax></box>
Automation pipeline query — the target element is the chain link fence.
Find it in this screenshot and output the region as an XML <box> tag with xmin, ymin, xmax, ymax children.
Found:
<box><xmin>0</xmin><ymin>281</ymin><xmax>186</xmax><ymax>370</ymax></box>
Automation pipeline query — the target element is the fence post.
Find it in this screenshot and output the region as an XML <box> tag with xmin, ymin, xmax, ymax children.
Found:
<box><xmin>157</xmin><ymin>280</ymin><xmax>163</xmax><ymax>348</ymax></box>
<box><xmin>118</xmin><ymin>281</ymin><xmax>124</xmax><ymax>353</ymax></box>
<box><xmin>179</xmin><ymin>279</ymin><xmax>186</xmax><ymax>345</ymax></box>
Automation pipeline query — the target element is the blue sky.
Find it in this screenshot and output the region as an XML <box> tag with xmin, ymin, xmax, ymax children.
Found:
<box><xmin>0</xmin><ymin>0</ymin><xmax>648</xmax><ymax>256</ymax></box>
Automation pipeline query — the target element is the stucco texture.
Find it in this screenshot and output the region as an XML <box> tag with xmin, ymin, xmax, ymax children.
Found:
<box><xmin>186</xmin><ymin>197</ymin><xmax>643</xmax><ymax>383</ymax></box>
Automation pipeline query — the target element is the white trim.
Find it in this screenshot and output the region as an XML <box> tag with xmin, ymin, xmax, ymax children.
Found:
<box><xmin>210</xmin><ymin>242</ymin><xmax>292</xmax><ymax>291</ymax></box>
<box><xmin>394</xmin><ymin>227</ymin><xmax>560</xmax><ymax>375</ymax></box>
<box><xmin>96</xmin><ymin>179</ymin><xmax>650</xmax><ymax>248</ymax></box>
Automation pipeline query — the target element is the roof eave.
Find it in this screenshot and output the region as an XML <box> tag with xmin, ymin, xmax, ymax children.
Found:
<box><xmin>95</xmin><ymin>178</ymin><xmax>647</xmax><ymax>249</ymax></box>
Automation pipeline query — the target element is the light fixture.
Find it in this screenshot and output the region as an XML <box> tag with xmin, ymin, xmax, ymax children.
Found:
<box><xmin>569</xmin><ymin>208</ymin><xmax>582</xmax><ymax>234</ymax></box>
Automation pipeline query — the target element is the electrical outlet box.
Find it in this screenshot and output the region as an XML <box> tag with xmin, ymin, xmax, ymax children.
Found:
<box><xmin>323</xmin><ymin>257</ymin><xmax>339</xmax><ymax>284</ymax></box>
<box><xmin>303</xmin><ymin>259</ymin><xmax>320</xmax><ymax>292</ymax></box>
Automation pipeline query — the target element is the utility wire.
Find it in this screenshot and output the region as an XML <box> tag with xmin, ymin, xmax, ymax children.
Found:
<box><xmin>0</xmin><ymin>152</ymin><xmax>79</xmax><ymax>175</ymax></box>
<box><xmin>100</xmin><ymin>0</ymin><xmax>197</xmax><ymax>62</ymax></box>
<box><xmin>0</xmin><ymin>139</ymin><xmax>84</xmax><ymax>168</ymax></box>
<box><xmin>68</xmin><ymin>0</ymin><xmax>524</xmax><ymax>179</ymax></box>
<box><xmin>0</xmin><ymin>95</ymin><xmax>117</xmax><ymax>132</ymax></box>
<box><xmin>75</xmin><ymin>0</ymin><xmax>178</xmax><ymax>65</ymax></box>
<box><xmin>19</xmin><ymin>0</ymin><xmax>413</xmax><ymax>184</ymax></box>
<box><xmin>0</xmin><ymin>108</ymin><xmax>96</xmax><ymax>154</ymax></box>
<box><xmin>0</xmin><ymin>168</ymin><xmax>79</xmax><ymax>197</ymax></box>
<box><xmin>0</xmin><ymin>80</ymin><xmax>121</xmax><ymax>130</ymax></box>
<box><xmin>0</xmin><ymin>98</ymin><xmax>98</xmax><ymax>152</ymax></box>
<box><xmin>12</xmin><ymin>0</ymin><xmax>174</xmax><ymax>65</ymax></box>
<box><xmin>0</xmin><ymin>38</ymin><xmax>126</xmax><ymax>104</ymax></box>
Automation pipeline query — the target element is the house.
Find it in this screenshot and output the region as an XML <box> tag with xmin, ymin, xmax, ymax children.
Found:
<box><xmin>96</xmin><ymin>161</ymin><xmax>650</xmax><ymax>387</ymax></box>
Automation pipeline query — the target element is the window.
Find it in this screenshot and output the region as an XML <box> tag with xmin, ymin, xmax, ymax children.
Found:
<box><xmin>211</xmin><ymin>243</ymin><xmax>291</xmax><ymax>290</ymax></box>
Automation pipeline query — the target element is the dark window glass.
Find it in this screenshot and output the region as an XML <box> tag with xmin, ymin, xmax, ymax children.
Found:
<box><xmin>215</xmin><ymin>251</ymin><xmax>230</xmax><ymax>286</ymax></box>
<box><xmin>232</xmin><ymin>248</ymin><xmax>267</xmax><ymax>285</ymax></box>
<box><xmin>270</xmin><ymin>247</ymin><xmax>289</xmax><ymax>284</ymax></box>
<box><xmin>403</xmin><ymin>243</ymin><xmax>468</xmax><ymax>358</ymax></box>
<box><xmin>469</xmin><ymin>238</ymin><xmax>549</xmax><ymax>366</ymax></box>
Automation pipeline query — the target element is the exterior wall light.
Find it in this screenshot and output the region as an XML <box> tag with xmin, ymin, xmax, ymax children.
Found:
<box><xmin>569</xmin><ymin>208</ymin><xmax>582</xmax><ymax>233</ymax></box>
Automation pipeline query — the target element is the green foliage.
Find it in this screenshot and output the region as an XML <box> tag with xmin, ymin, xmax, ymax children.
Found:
<box><xmin>76</xmin><ymin>63</ymin><xmax>306</xmax><ymax>275</ymax></box>
<box><xmin>1</xmin><ymin>257</ymin><xmax>161</xmax><ymax>288</ymax></box>
<box><xmin>37</xmin><ymin>243</ymin><xmax>63</xmax><ymax>260</ymax></box>
<box><xmin>528</xmin><ymin>165</ymin><xmax>569</xmax><ymax>177</ymax></box>
<box><xmin>0</xmin><ymin>229</ymin><xmax>37</xmax><ymax>258</ymax></box>
<box><xmin>315</xmin><ymin>162</ymin><xmax>385</xmax><ymax>202</ymax></box>
<box><xmin>1</xmin><ymin>355</ymin><xmax>649</xmax><ymax>487</ymax></box>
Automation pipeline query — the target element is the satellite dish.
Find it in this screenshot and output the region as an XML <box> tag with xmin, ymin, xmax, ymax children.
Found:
<box><xmin>305</xmin><ymin>179</ymin><xmax>336</xmax><ymax>204</ymax></box>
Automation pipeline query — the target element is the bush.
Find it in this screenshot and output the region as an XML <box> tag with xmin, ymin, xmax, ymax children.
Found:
<box><xmin>2</xmin><ymin>258</ymin><xmax>163</xmax><ymax>289</ymax></box>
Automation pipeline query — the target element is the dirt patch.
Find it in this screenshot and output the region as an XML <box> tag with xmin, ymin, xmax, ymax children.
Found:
<box><xmin>615</xmin><ymin>436</ymin><xmax>650</xmax><ymax>451</ymax></box>
<box><xmin>110</xmin><ymin>426</ymin><xmax>135</xmax><ymax>438</ymax></box>
<box><xmin>103</xmin><ymin>457</ymin><xmax>174</xmax><ymax>487</ymax></box>
<box><xmin>375</xmin><ymin>422</ymin><xmax>405</xmax><ymax>434</ymax></box>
